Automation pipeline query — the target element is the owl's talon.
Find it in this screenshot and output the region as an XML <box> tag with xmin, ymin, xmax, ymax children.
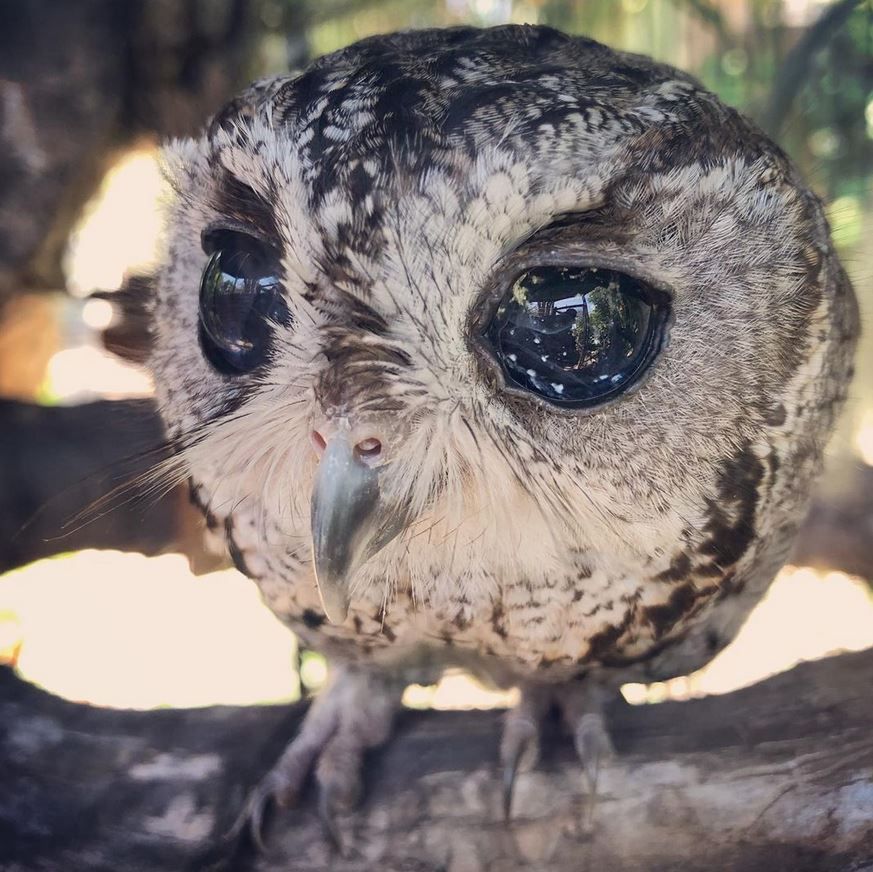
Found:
<box><xmin>498</xmin><ymin>682</ymin><xmax>616</xmax><ymax>827</ymax></box>
<box><xmin>227</xmin><ymin>667</ymin><xmax>400</xmax><ymax>852</ymax></box>
<box><xmin>226</xmin><ymin>778</ymin><xmax>277</xmax><ymax>854</ymax></box>
<box><xmin>500</xmin><ymin>685</ymin><xmax>550</xmax><ymax>820</ymax></box>
<box><xmin>500</xmin><ymin>714</ymin><xmax>539</xmax><ymax>821</ymax></box>
<box><xmin>318</xmin><ymin>783</ymin><xmax>346</xmax><ymax>855</ymax></box>
<box><xmin>560</xmin><ymin>683</ymin><xmax>615</xmax><ymax>804</ymax></box>
<box><xmin>501</xmin><ymin>743</ymin><xmax>524</xmax><ymax>822</ymax></box>
<box><xmin>247</xmin><ymin>792</ymin><xmax>271</xmax><ymax>855</ymax></box>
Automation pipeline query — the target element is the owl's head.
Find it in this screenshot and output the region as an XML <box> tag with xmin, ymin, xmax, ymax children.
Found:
<box><xmin>151</xmin><ymin>26</ymin><xmax>857</xmax><ymax>624</ymax></box>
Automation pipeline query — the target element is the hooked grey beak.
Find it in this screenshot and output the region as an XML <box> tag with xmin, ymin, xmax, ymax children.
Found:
<box><xmin>310</xmin><ymin>434</ymin><xmax>411</xmax><ymax>624</ymax></box>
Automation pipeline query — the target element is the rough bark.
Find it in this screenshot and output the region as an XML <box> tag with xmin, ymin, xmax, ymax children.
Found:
<box><xmin>1</xmin><ymin>649</ymin><xmax>872</xmax><ymax>872</ymax></box>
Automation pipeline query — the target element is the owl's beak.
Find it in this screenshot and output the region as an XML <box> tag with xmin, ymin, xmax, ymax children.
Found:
<box><xmin>310</xmin><ymin>432</ymin><xmax>410</xmax><ymax>624</ymax></box>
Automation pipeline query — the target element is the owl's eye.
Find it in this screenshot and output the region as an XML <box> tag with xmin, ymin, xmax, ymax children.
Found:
<box><xmin>484</xmin><ymin>266</ymin><xmax>669</xmax><ymax>407</ymax></box>
<box><xmin>198</xmin><ymin>230</ymin><xmax>290</xmax><ymax>375</ymax></box>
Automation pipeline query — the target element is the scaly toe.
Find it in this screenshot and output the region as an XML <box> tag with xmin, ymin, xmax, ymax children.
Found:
<box><xmin>315</xmin><ymin>733</ymin><xmax>365</xmax><ymax>812</ymax></box>
<box><xmin>573</xmin><ymin>711</ymin><xmax>615</xmax><ymax>793</ymax></box>
<box><xmin>228</xmin><ymin>666</ymin><xmax>401</xmax><ymax>852</ymax></box>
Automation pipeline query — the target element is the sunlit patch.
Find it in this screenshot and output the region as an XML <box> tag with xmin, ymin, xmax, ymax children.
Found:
<box><xmin>403</xmin><ymin>670</ymin><xmax>519</xmax><ymax>710</ymax></box>
<box><xmin>621</xmin><ymin>0</ymin><xmax>649</xmax><ymax>14</ymax></box>
<box><xmin>0</xmin><ymin>609</ymin><xmax>22</xmax><ymax>667</ymax></box>
<box><xmin>299</xmin><ymin>650</ymin><xmax>329</xmax><ymax>692</ymax></box>
<box><xmin>855</xmin><ymin>409</ymin><xmax>873</xmax><ymax>466</ymax></box>
<box><xmin>0</xmin><ymin>551</ymin><xmax>298</xmax><ymax>709</ymax></box>
<box><xmin>45</xmin><ymin>344</ymin><xmax>153</xmax><ymax>402</ymax></box>
<box><xmin>782</xmin><ymin>0</ymin><xmax>834</xmax><ymax>28</ymax></box>
<box><xmin>445</xmin><ymin>0</ymin><xmax>514</xmax><ymax>25</ymax></box>
<box><xmin>81</xmin><ymin>298</ymin><xmax>115</xmax><ymax>331</ymax></box>
<box><xmin>65</xmin><ymin>147</ymin><xmax>164</xmax><ymax>297</ymax></box>
<box><xmin>721</xmin><ymin>47</ymin><xmax>748</xmax><ymax>77</ymax></box>
<box><xmin>826</xmin><ymin>194</ymin><xmax>863</xmax><ymax>249</ymax></box>
<box><xmin>37</xmin><ymin>144</ymin><xmax>165</xmax><ymax>404</ymax></box>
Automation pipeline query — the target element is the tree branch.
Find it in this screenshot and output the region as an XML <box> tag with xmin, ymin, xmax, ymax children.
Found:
<box><xmin>790</xmin><ymin>463</ymin><xmax>873</xmax><ymax>582</ymax></box>
<box><xmin>1</xmin><ymin>650</ymin><xmax>872</xmax><ymax>871</ymax></box>
<box><xmin>761</xmin><ymin>0</ymin><xmax>863</xmax><ymax>134</ymax></box>
<box><xmin>0</xmin><ymin>399</ymin><xmax>224</xmax><ymax>574</ymax></box>
<box><xmin>669</xmin><ymin>0</ymin><xmax>730</xmax><ymax>40</ymax></box>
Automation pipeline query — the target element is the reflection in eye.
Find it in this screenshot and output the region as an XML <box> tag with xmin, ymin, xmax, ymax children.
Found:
<box><xmin>198</xmin><ymin>230</ymin><xmax>291</xmax><ymax>375</ymax></box>
<box><xmin>485</xmin><ymin>266</ymin><xmax>668</xmax><ymax>407</ymax></box>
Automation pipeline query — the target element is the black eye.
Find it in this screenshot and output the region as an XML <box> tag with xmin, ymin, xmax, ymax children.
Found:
<box><xmin>198</xmin><ymin>230</ymin><xmax>291</xmax><ymax>375</ymax></box>
<box><xmin>484</xmin><ymin>266</ymin><xmax>669</xmax><ymax>407</ymax></box>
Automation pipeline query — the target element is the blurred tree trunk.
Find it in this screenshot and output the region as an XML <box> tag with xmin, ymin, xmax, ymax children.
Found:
<box><xmin>761</xmin><ymin>0</ymin><xmax>863</xmax><ymax>135</ymax></box>
<box><xmin>0</xmin><ymin>0</ymin><xmax>277</xmax><ymax>304</ymax></box>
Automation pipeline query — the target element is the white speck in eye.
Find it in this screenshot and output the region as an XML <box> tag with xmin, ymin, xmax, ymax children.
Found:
<box><xmin>540</xmin><ymin>355</ymin><xmax>548</xmax><ymax>362</ymax></box>
<box><xmin>533</xmin><ymin>337</ymin><xmax>541</xmax><ymax>345</ymax></box>
<box><xmin>551</xmin><ymin>383</ymin><xmax>565</xmax><ymax>394</ymax></box>
<box><xmin>507</xmin><ymin>354</ymin><xmax>517</xmax><ymax>362</ymax></box>
<box><xmin>526</xmin><ymin>369</ymin><xmax>537</xmax><ymax>377</ymax></box>
<box><xmin>611</xmin><ymin>374</ymin><xmax>624</xmax><ymax>383</ymax></box>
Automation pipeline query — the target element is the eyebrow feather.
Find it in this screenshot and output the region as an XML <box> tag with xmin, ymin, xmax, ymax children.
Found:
<box><xmin>211</xmin><ymin>171</ymin><xmax>282</xmax><ymax>246</ymax></box>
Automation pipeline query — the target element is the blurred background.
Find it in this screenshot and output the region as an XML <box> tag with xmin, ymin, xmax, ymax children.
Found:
<box><xmin>0</xmin><ymin>0</ymin><xmax>871</xmax><ymax>713</ymax></box>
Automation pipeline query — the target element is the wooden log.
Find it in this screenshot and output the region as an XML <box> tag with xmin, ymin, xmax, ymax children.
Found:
<box><xmin>1</xmin><ymin>649</ymin><xmax>872</xmax><ymax>871</ymax></box>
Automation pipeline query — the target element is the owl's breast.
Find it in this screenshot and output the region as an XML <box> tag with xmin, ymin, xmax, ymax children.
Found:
<box><xmin>247</xmin><ymin>547</ymin><xmax>768</xmax><ymax>687</ymax></box>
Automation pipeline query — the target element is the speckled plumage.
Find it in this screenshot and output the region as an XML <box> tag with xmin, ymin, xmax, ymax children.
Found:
<box><xmin>149</xmin><ymin>24</ymin><xmax>858</xmax><ymax>829</ymax></box>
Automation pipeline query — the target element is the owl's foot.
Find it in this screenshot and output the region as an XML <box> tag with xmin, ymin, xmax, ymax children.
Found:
<box><xmin>501</xmin><ymin>680</ymin><xmax>615</xmax><ymax>820</ymax></box>
<box><xmin>561</xmin><ymin>682</ymin><xmax>615</xmax><ymax>796</ymax></box>
<box><xmin>500</xmin><ymin>684</ymin><xmax>550</xmax><ymax>820</ymax></box>
<box><xmin>230</xmin><ymin>665</ymin><xmax>402</xmax><ymax>855</ymax></box>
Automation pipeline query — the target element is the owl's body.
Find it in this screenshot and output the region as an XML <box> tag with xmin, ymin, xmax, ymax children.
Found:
<box><xmin>151</xmin><ymin>25</ymin><xmax>857</xmax><ymax>832</ymax></box>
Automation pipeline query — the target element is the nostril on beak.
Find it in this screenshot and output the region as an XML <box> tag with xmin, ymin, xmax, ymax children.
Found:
<box><xmin>310</xmin><ymin>430</ymin><xmax>327</xmax><ymax>457</ymax></box>
<box><xmin>354</xmin><ymin>437</ymin><xmax>382</xmax><ymax>463</ymax></box>
<box><xmin>310</xmin><ymin>430</ymin><xmax>383</xmax><ymax>463</ymax></box>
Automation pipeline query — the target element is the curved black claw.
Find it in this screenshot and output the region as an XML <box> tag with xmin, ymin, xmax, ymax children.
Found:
<box><xmin>248</xmin><ymin>791</ymin><xmax>272</xmax><ymax>854</ymax></box>
<box><xmin>318</xmin><ymin>783</ymin><xmax>346</xmax><ymax>857</ymax></box>
<box><xmin>499</xmin><ymin>697</ymin><xmax>545</xmax><ymax>822</ymax></box>
<box><xmin>226</xmin><ymin>777</ymin><xmax>280</xmax><ymax>855</ymax></box>
<box><xmin>502</xmin><ymin>744</ymin><xmax>525</xmax><ymax>822</ymax></box>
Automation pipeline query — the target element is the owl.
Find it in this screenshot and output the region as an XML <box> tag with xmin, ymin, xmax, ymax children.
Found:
<box><xmin>149</xmin><ymin>24</ymin><xmax>858</xmax><ymax>845</ymax></box>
